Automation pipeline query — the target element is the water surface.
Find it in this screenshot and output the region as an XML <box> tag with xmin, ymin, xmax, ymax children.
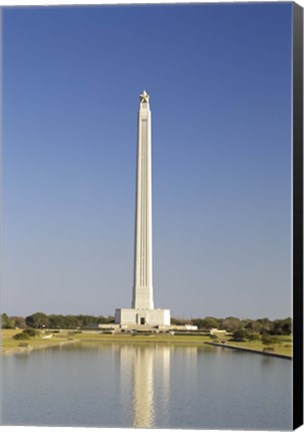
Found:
<box><xmin>1</xmin><ymin>342</ymin><xmax>292</xmax><ymax>429</ymax></box>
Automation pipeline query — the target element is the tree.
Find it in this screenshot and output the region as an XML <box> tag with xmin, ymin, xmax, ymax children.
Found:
<box><xmin>281</xmin><ymin>318</ymin><xmax>292</xmax><ymax>335</ymax></box>
<box><xmin>232</xmin><ymin>328</ymin><xmax>249</xmax><ymax>342</ymax></box>
<box><xmin>63</xmin><ymin>315</ymin><xmax>81</xmax><ymax>328</ymax></box>
<box><xmin>244</xmin><ymin>320</ymin><xmax>261</xmax><ymax>334</ymax></box>
<box><xmin>76</xmin><ymin>315</ymin><xmax>95</xmax><ymax>327</ymax></box>
<box><xmin>204</xmin><ymin>317</ymin><xmax>219</xmax><ymax>329</ymax></box>
<box><xmin>25</xmin><ymin>312</ymin><xmax>49</xmax><ymax>329</ymax></box>
<box><xmin>257</xmin><ymin>318</ymin><xmax>272</xmax><ymax>334</ymax></box>
<box><xmin>261</xmin><ymin>334</ymin><xmax>278</xmax><ymax>347</ymax></box>
<box><xmin>191</xmin><ymin>318</ymin><xmax>204</xmax><ymax>329</ymax></box>
<box><xmin>247</xmin><ymin>332</ymin><xmax>260</xmax><ymax>341</ymax></box>
<box><xmin>11</xmin><ymin>316</ymin><xmax>26</xmax><ymax>329</ymax></box>
<box><xmin>270</xmin><ymin>318</ymin><xmax>292</xmax><ymax>335</ymax></box>
<box><xmin>220</xmin><ymin>317</ymin><xmax>242</xmax><ymax>333</ymax></box>
<box><xmin>1</xmin><ymin>313</ymin><xmax>15</xmax><ymax>329</ymax></box>
<box><xmin>48</xmin><ymin>315</ymin><xmax>66</xmax><ymax>329</ymax></box>
<box><xmin>192</xmin><ymin>317</ymin><xmax>219</xmax><ymax>330</ymax></box>
<box><xmin>171</xmin><ymin>317</ymin><xmax>189</xmax><ymax>326</ymax></box>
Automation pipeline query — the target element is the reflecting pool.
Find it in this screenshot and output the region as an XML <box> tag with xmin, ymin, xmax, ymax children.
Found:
<box><xmin>1</xmin><ymin>343</ymin><xmax>292</xmax><ymax>429</ymax></box>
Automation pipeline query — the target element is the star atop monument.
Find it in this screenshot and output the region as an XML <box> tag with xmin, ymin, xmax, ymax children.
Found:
<box><xmin>140</xmin><ymin>90</ymin><xmax>150</xmax><ymax>103</ymax></box>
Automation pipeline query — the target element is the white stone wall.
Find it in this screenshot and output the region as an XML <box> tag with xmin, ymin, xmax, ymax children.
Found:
<box><xmin>115</xmin><ymin>308</ymin><xmax>171</xmax><ymax>326</ymax></box>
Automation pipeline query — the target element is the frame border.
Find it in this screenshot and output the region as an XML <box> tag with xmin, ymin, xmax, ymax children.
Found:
<box><xmin>293</xmin><ymin>2</ymin><xmax>303</xmax><ymax>430</ymax></box>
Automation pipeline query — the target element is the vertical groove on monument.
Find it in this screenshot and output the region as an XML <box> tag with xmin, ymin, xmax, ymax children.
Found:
<box><xmin>132</xmin><ymin>91</ymin><xmax>154</xmax><ymax>309</ymax></box>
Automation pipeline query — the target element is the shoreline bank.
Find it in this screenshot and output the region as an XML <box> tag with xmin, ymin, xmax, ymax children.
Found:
<box><xmin>2</xmin><ymin>339</ymin><xmax>77</xmax><ymax>355</ymax></box>
<box><xmin>205</xmin><ymin>341</ymin><xmax>292</xmax><ymax>360</ymax></box>
<box><xmin>2</xmin><ymin>338</ymin><xmax>292</xmax><ymax>358</ymax></box>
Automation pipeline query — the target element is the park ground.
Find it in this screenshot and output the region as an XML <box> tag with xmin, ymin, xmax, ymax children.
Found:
<box><xmin>1</xmin><ymin>328</ymin><xmax>292</xmax><ymax>357</ymax></box>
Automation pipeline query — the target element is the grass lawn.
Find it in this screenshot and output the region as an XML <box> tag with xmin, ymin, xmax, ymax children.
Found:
<box><xmin>73</xmin><ymin>331</ymin><xmax>212</xmax><ymax>344</ymax></box>
<box><xmin>216</xmin><ymin>335</ymin><xmax>292</xmax><ymax>357</ymax></box>
<box><xmin>1</xmin><ymin>329</ymin><xmax>74</xmax><ymax>353</ymax></box>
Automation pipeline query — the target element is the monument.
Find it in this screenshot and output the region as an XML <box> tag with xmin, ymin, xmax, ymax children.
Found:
<box><xmin>115</xmin><ymin>91</ymin><xmax>171</xmax><ymax>326</ymax></box>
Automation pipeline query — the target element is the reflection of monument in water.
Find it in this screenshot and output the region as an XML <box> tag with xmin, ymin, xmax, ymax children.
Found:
<box><xmin>115</xmin><ymin>91</ymin><xmax>170</xmax><ymax>326</ymax></box>
<box><xmin>118</xmin><ymin>344</ymin><xmax>199</xmax><ymax>428</ymax></box>
<box><xmin>119</xmin><ymin>344</ymin><xmax>171</xmax><ymax>428</ymax></box>
<box><xmin>132</xmin><ymin>346</ymin><xmax>155</xmax><ymax>427</ymax></box>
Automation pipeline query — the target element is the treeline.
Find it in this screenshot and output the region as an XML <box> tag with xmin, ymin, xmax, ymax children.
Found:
<box><xmin>1</xmin><ymin>312</ymin><xmax>115</xmax><ymax>329</ymax></box>
<box><xmin>1</xmin><ymin>312</ymin><xmax>292</xmax><ymax>335</ymax></box>
<box><xmin>172</xmin><ymin>316</ymin><xmax>292</xmax><ymax>335</ymax></box>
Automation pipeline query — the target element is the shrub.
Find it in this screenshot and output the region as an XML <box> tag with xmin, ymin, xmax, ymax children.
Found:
<box><xmin>13</xmin><ymin>332</ymin><xmax>30</xmax><ymax>340</ymax></box>
<box><xmin>23</xmin><ymin>328</ymin><xmax>40</xmax><ymax>337</ymax></box>
<box><xmin>261</xmin><ymin>334</ymin><xmax>278</xmax><ymax>346</ymax></box>
<box><xmin>247</xmin><ymin>332</ymin><xmax>260</xmax><ymax>341</ymax></box>
<box><xmin>232</xmin><ymin>329</ymin><xmax>249</xmax><ymax>342</ymax></box>
<box><xmin>13</xmin><ymin>329</ymin><xmax>39</xmax><ymax>340</ymax></box>
<box><xmin>263</xmin><ymin>347</ymin><xmax>275</xmax><ymax>352</ymax></box>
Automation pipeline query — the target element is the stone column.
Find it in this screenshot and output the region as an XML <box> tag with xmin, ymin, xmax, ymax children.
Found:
<box><xmin>132</xmin><ymin>91</ymin><xmax>154</xmax><ymax>310</ymax></box>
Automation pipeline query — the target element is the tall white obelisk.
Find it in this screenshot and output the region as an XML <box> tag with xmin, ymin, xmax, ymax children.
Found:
<box><xmin>132</xmin><ymin>90</ymin><xmax>154</xmax><ymax>310</ymax></box>
<box><xmin>115</xmin><ymin>91</ymin><xmax>170</xmax><ymax>326</ymax></box>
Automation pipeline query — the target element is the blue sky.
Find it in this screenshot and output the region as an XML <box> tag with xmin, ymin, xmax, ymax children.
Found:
<box><xmin>2</xmin><ymin>3</ymin><xmax>292</xmax><ymax>319</ymax></box>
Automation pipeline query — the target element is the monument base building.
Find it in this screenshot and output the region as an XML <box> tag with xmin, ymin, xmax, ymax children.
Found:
<box><xmin>115</xmin><ymin>308</ymin><xmax>171</xmax><ymax>326</ymax></box>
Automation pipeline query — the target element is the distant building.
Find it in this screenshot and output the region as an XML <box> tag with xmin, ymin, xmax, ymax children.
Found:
<box><xmin>210</xmin><ymin>329</ymin><xmax>227</xmax><ymax>337</ymax></box>
<box><xmin>185</xmin><ymin>325</ymin><xmax>198</xmax><ymax>331</ymax></box>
